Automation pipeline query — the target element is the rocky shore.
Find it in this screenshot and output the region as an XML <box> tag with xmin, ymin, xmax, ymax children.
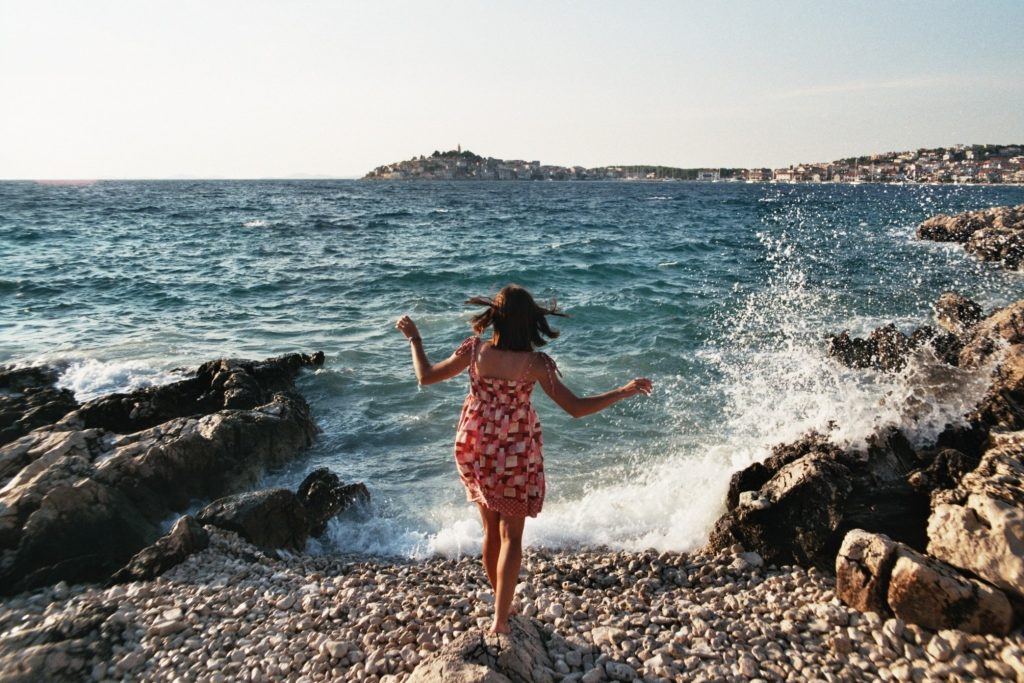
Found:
<box><xmin>2</xmin><ymin>287</ymin><xmax>1024</xmax><ymax>680</ymax></box>
<box><xmin>917</xmin><ymin>203</ymin><xmax>1024</xmax><ymax>270</ymax></box>
<box><xmin>4</xmin><ymin>527</ymin><xmax>1022</xmax><ymax>683</ymax></box>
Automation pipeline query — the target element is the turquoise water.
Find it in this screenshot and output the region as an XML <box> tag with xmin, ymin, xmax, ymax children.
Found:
<box><xmin>2</xmin><ymin>180</ymin><xmax>1022</xmax><ymax>556</ymax></box>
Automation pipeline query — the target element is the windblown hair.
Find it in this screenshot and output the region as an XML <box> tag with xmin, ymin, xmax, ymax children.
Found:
<box><xmin>466</xmin><ymin>284</ymin><xmax>566</xmax><ymax>351</ymax></box>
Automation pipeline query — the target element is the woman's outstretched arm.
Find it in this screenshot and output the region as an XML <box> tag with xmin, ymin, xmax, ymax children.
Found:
<box><xmin>396</xmin><ymin>315</ymin><xmax>470</xmax><ymax>385</ymax></box>
<box><xmin>535</xmin><ymin>355</ymin><xmax>651</xmax><ymax>418</ymax></box>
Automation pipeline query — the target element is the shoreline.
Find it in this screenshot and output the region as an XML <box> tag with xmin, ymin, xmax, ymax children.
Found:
<box><xmin>4</xmin><ymin>527</ymin><xmax>1022</xmax><ymax>682</ymax></box>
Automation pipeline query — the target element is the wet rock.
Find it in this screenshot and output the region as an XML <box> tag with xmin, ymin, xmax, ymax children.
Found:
<box><xmin>197</xmin><ymin>489</ymin><xmax>309</xmax><ymax>551</ymax></box>
<box><xmin>0</xmin><ymin>352</ymin><xmax>322</xmax><ymax>594</ymax></box>
<box><xmin>967</xmin><ymin>344</ymin><xmax>1024</xmax><ymax>433</ymax></box>
<box><xmin>709</xmin><ymin>443</ymin><xmax>852</xmax><ymax>567</ymax></box>
<box><xmin>74</xmin><ymin>352</ymin><xmax>324</xmax><ymax>435</ymax></box>
<box><xmin>110</xmin><ymin>514</ymin><xmax>209</xmax><ymax>583</ymax></box>
<box><xmin>917</xmin><ymin>210</ymin><xmax>989</xmax><ymax>243</ymax></box>
<box><xmin>408</xmin><ymin>615</ymin><xmax>553</xmax><ymax>683</ymax></box>
<box><xmin>916</xmin><ymin>204</ymin><xmax>1024</xmax><ymax>270</ymax></box>
<box><xmin>296</xmin><ymin>467</ymin><xmax>371</xmax><ymax>537</ymax></box>
<box><xmin>927</xmin><ymin>430</ymin><xmax>1024</xmax><ymax>603</ymax></box>
<box><xmin>959</xmin><ymin>300</ymin><xmax>1024</xmax><ymax>367</ymax></box>
<box><xmin>965</xmin><ymin>226</ymin><xmax>1024</xmax><ymax>270</ymax></box>
<box><xmin>711</xmin><ymin>429</ymin><xmax>928</xmax><ymax>568</ymax></box>
<box><xmin>828</xmin><ymin>323</ymin><xmax>961</xmax><ymax>371</ymax></box>
<box><xmin>907</xmin><ymin>448</ymin><xmax>974</xmax><ymax>493</ymax></box>
<box><xmin>0</xmin><ymin>365</ymin><xmax>78</xmax><ymax>448</ymax></box>
<box><xmin>934</xmin><ymin>292</ymin><xmax>984</xmax><ymax>336</ymax></box>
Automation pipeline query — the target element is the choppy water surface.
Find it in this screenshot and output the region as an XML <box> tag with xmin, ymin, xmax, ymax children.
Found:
<box><xmin>2</xmin><ymin>180</ymin><xmax>1022</xmax><ymax>556</ymax></box>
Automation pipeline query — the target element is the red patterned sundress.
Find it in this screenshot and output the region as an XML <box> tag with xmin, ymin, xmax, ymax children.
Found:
<box><xmin>453</xmin><ymin>336</ymin><xmax>557</xmax><ymax>518</ymax></box>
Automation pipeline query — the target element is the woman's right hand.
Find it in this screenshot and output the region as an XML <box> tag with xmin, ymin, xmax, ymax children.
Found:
<box><xmin>396</xmin><ymin>315</ymin><xmax>421</xmax><ymax>340</ymax></box>
<box><xmin>621</xmin><ymin>378</ymin><xmax>653</xmax><ymax>397</ymax></box>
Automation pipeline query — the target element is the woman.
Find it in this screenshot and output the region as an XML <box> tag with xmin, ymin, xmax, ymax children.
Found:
<box><xmin>396</xmin><ymin>284</ymin><xmax>652</xmax><ymax>634</ymax></box>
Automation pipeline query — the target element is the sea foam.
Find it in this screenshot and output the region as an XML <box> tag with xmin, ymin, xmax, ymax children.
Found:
<box><xmin>57</xmin><ymin>358</ymin><xmax>183</xmax><ymax>402</ymax></box>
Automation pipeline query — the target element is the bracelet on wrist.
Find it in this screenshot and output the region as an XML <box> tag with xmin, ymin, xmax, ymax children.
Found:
<box><xmin>408</xmin><ymin>336</ymin><xmax>422</xmax><ymax>343</ymax></box>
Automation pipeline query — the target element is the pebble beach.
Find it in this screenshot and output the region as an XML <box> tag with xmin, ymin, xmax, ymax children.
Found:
<box><xmin>3</xmin><ymin>527</ymin><xmax>1022</xmax><ymax>682</ymax></box>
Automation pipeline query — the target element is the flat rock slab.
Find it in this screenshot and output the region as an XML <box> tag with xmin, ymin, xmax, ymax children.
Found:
<box><xmin>409</xmin><ymin>616</ymin><xmax>554</xmax><ymax>683</ymax></box>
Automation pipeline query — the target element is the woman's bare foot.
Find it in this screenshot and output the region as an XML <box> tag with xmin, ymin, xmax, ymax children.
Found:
<box><xmin>488</xmin><ymin>622</ymin><xmax>510</xmax><ymax>635</ymax></box>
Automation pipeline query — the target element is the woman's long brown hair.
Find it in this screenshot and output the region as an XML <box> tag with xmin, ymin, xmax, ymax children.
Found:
<box><xmin>466</xmin><ymin>284</ymin><xmax>566</xmax><ymax>351</ymax></box>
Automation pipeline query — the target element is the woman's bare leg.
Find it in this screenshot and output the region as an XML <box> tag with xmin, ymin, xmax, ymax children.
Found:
<box><xmin>491</xmin><ymin>514</ymin><xmax>525</xmax><ymax>634</ymax></box>
<box><xmin>477</xmin><ymin>503</ymin><xmax>501</xmax><ymax>591</ymax></box>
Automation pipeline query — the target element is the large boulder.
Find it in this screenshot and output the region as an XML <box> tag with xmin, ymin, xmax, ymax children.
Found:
<box><xmin>709</xmin><ymin>439</ymin><xmax>853</xmax><ymax>567</ymax></box>
<box><xmin>408</xmin><ymin>616</ymin><xmax>554</xmax><ymax>683</ymax></box>
<box><xmin>710</xmin><ymin>429</ymin><xmax>929</xmax><ymax>568</ymax></box>
<box><xmin>835</xmin><ymin>530</ymin><xmax>1013</xmax><ymax>635</ymax></box>
<box><xmin>928</xmin><ymin>430</ymin><xmax>1024</xmax><ymax>603</ymax></box>
<box><xmin>0</xmin><ymin>365</ymin><xmax>78</xmax><ymax>447</ymax></box>
<box><xmin>0</xmin><ymin>352</ymin><xmax>323</xmax><ymax>594</ymax></box>
<box><xmin>835</xmin><ymin>529</ymin><xmax>898</xmax><ymax>614</ymax></box>
<box><xmin>887</xmin><ymin>544</ymin><xmax>1013</xmax><ymax>635</ymax></box>
<box><xmin>110</xmin><ymin>514</ymin><xmax>209</xmax><ymax>583</ymax></box>
<box><xmin>296</xmin><ymin>467</ymin><xmax>371</xmax><ymax>536</ymax></box>
<box><xmin>197</xmin><ymin>489</ymin><xmax>309</xmax><ymax>551</ymax></box>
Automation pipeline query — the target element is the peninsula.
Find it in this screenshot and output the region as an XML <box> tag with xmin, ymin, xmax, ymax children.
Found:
<box><xmin>364</xmin><ymin>144</ymin><xmax>1024</xmax><ymax>184</ymax></box>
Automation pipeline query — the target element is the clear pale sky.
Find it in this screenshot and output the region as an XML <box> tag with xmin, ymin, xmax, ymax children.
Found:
<box><xmin>2</xmin><ymin>1</ymin><xmax>1022</xmax><ymax>179</ymax></box>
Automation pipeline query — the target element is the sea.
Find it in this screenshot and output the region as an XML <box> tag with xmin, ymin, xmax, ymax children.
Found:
<box><xmin>2</xmin><ymin>180</ymin><xmax>1022</xmax><ymax>558</ymax></box>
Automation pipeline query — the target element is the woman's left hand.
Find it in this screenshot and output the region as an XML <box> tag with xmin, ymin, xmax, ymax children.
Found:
<box><xmin>396</xmin><ymin>315</ymin><xmax>420</xmax><ymax>340</ymax></box>
<box><xmin>621</xmin><ymin>378</ymin><xmax>653</xmax><ymax>397</ymax></box>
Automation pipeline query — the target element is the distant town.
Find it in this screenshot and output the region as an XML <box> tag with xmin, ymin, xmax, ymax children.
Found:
<box><xmin>364</xmin><ymin>144</ymin><xmax>1024</xmax><ymax>184</ymax></box>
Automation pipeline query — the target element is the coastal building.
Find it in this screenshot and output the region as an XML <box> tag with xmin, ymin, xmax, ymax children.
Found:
<box><xmin>363</xmin><ymin>145</ymin><xmax>1024</xmax><ymax>185</ymax></box>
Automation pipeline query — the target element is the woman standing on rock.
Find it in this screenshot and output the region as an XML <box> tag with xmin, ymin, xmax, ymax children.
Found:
<box><xmin>396</xmin><ymin>284</ymin><xmax>652</xmax><ymax>634</ymax></box>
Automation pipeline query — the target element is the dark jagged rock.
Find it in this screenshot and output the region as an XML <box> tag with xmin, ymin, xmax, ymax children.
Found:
<box><xmin>916</xmin><ymin>204</ymin><xmax>1024</xmax><ymax>270</ymax></box>
<box><xmin>0</xmin><ymin>365</ymin><xmax>78</xmax><ymax>447</ymax></box>
<box><xmin>109</xmin><ymin>514</ymin><xmax>209</xmax><ymax>584</ymax></box>
<box><xmin>408</xmin><ymin>616</ymin><xmax>554</xmax><ymax>683</ymax></box>
<box><xmin>827</xmin><ymin>323</ymin><xmax>961</xmax><ymax>371</ymax></box>
<box><xmin>73</xmin><ymin>351</ymin><xmax>325</xmax><ymax>435</ymax></box>
<box><xmin>907</xmin><ymin>448</ymin><xmax>975</xmax><ymax>493</ymax></box>
<box><xmin>197</xmin><ymin>489</ymin><xmax>310</xmax><ymax>551</ymax></box>
<box><xmin>297</xmin><ymin>467</ymin><xmax>371</xmax><ymax>536</ymax></box>
<box><xmin>933</xmin><ymin>292</ymin><xmax>984</xmax><ymax>336</ymax></box>
<box><xmin>709</xmin><ymin>428</ymin><xmax>931</xmax><ymax>569</ymax></box>
<box><xmin>710</xmin><ymin>438</ymin><xmax>853</xmax><ymax>568</ymax></box>
<box><xmin>0</xmin><ymin>352</ymin><xmax>323</xmax><ymax>595</ymax></box>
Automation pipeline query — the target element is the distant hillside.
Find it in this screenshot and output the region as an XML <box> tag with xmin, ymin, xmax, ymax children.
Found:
<box><xmin>364</xmin><ymin>145</ymin><xmax>1024</xmax><ymax>184</ymax></box>
<box><xmin>363</xmin><ymin>149</ymin><xmax>740</xmax><ymax>181</ymax></box>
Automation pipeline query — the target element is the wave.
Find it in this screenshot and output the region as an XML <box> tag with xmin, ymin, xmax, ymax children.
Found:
<box><xmin>319</xmin><ymin>214</ymin><xmax>997</xmax><ymax>559</ymax></box>
<box><xmin>57</xmin><ymin>358</ymin><xmax>184</xmax><ymax>402</ymax></box>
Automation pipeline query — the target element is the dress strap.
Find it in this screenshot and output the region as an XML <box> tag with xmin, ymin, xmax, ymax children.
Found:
<box><xmin>539</xmin><ymin>352</ymin><xmax>560</xmax><ymax>386</ymax></box>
